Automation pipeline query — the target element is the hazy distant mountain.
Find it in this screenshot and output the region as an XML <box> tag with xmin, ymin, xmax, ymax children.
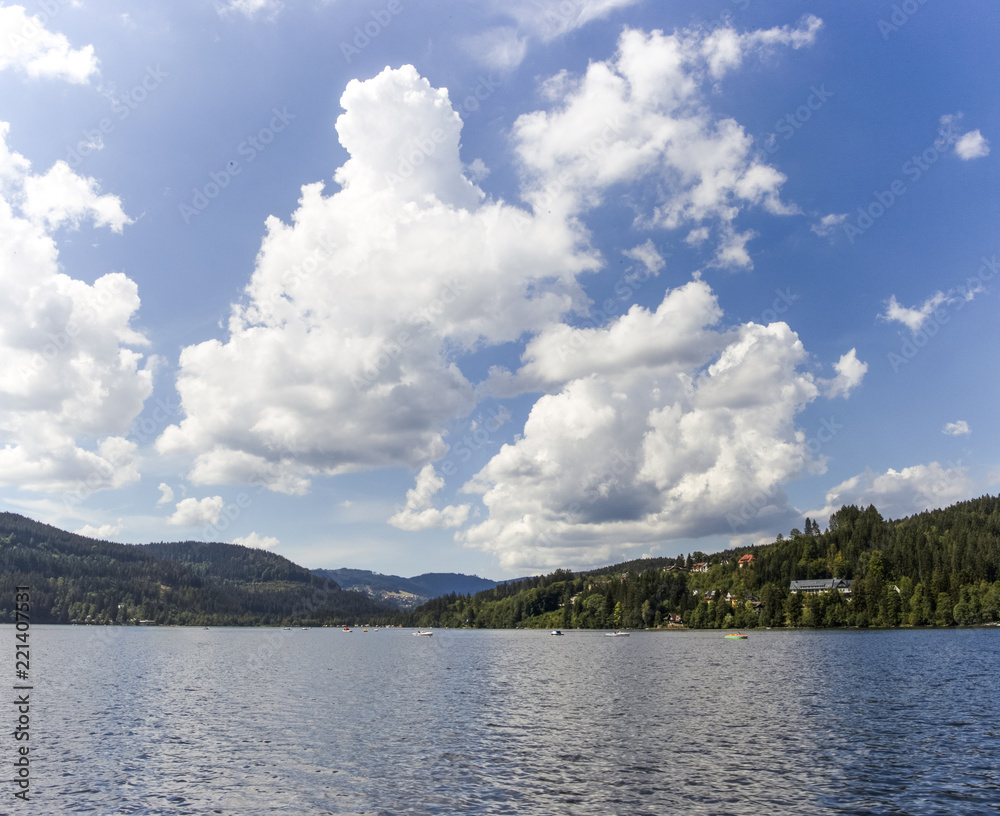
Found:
<box><xmin>312</xmin><ymin>568</ymin><xmax>497</xmax><ymax>608</ymax></box>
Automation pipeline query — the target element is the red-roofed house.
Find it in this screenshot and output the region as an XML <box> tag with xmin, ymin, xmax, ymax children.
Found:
<box><xmin>737</xmin><ymin>553</ymin><xmax>755</xmax><ymax>568</ymax></box>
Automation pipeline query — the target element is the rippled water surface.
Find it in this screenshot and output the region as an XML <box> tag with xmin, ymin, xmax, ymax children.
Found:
<box><xmin>18</xmin><ymin>626</ymin><xmax>1000</xmax><ymax>814</ymax></box>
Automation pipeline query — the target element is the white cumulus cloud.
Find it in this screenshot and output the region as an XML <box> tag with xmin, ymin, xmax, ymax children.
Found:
<box><xmin>0</xmin><ymin>4</ymin><xmax>98</xmax><ymax>83</ymax></box>
<box><xmin>462</xmin><ymin>280</ymin><xmax>848</xmax><ymax>573</ymax></box>
<box><xmin>943</xmin><ymin>420</ymin><xmax>970</xmax><ymax>436</ymax></box>
<box><xmin>157</xmin><ymin>65</ymin><xmax>599</xmax><ymax>493</ymax></box>
<box><xmin>0</xmin><ymin>123</ymin><xmax>151</xmax><ymax>495</ymax></box>
<box><xmin>811</xmin><ymin>462</ymin><xmax>972</xmax><ymax>522</ymax></box>
<box><xmin>74</xmin><ymin>520</ymin><xmax>123</xmax><ymax>539</ymax></box>
<box><xmin>811</xmin><ymin>213</ymin><xmax>847</xmax><ymax>237</ymax></box>
<box><xmin>823</xmin><ymin>348</ymin><xmax>867</xmax><ymax>398</ymax></box>
<box><xmin>216</xmin><ymin>0</ymin><xmax>283</xmax><ymax>20</ymax></box>
<box><xmin>388</xmin><ymin>464</ymin><xmax>470</xmax><ymax>531</ymax></box>
<box><xmin>232</xmin><ymin>531</ymin><xmax>280</xmax><ymax>550</ymax></box>
<box><xmin>168</xmin><ymin>496</ymin><xmax>225</xmax><ymax>527</ymax></box>
<box><xmin>512</xmin><ymin>19</ymin><xmax>820</xmax><ymax>266</ymax></box>
<box><xmin>954</xmin><ymin>129</ymin><xmax>989</xmax><ymax>160</ymax></box>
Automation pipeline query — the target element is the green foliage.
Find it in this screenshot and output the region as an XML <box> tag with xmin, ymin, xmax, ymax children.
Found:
<box><xmin>406</xmin><ymin>496</ymin><xmax>1000</xmax><ymax>630</ymax></box>
<box><xmin>0</xmin><ymin>513</ymin><xmax>392</xmax><ymax>626</ymax></box>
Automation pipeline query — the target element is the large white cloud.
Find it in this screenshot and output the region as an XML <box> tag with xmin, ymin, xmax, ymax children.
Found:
<box><xmin>0</xmin><ymin>123</ymin><xmax>151</xmax><ymax>497</ymax></box>
<box><xmin>461</xmin><ymin>279</ymin><xmax>857</xmax><ymax>573</ymax></box>
<box><xmin>811</xmin><ymin>462</ymin><xmax>972</xmax><ymax>522</ymax></box>
<box><xmin>157</xmin><ymin>65</ymin><xmax>599</xmax><ymax>493</ymax></box>
<box><xmin>158</xmin><ymin>22</ymin><xmax>855</xmax><ymax>572</ymax></box>
<box><xmin>512</xmin><ymin>18</ymin><xmax>820</xmax><ymax>266</ymax></box>
<box><xmin>0</xmin><ymin>4</ymin><xmax>98</xmax><ymax>83</ymax></box>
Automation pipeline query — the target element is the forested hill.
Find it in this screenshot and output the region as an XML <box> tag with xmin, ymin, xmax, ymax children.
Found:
<box><xmin>0</xmin><ymin>513</ymin><xmax>391</xmax><ymax>626</ymax></box>
<box><xmin>407</xmin><ymin>496</ymin><xmax>1000</xmax><ymax>630</ymax></box>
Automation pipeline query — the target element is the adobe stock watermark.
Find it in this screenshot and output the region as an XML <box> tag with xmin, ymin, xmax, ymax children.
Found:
<box><xmin>65</xmin><ymin>65</ymin><xmax>169</xmax><ymax>168</ymax></box>
<box><xmin>59</xmin><ymin>396</ymin><xmax>182</xmax><ymax>514</ymax></box>
<box><xmin>528</xmin><ymin>116</ymin><xmax>625</xmax><ymax>219</ymax></box>
<box><xmin>761</xmin><ymin>85</ymin><xmax>834</xmax><ymax>155</ymax></box>
<box><xmin>707</xmin><ymin>0</ymin><xmax>752</xmax><ymax>31</ymax></box>
<box><xmin>15</xmin><ymin>273</ymin><xmax>137</xmax><ymax>385</ymax></box>
<box><xmin>916</xmin><ymin>460</ymin><xmax>964</xmax><ymax>508</ymax></box>
<box><xmin>351</xmin><ymin>279</ymin><xmax>467</xmax><ymax>393</ymax></box>
<box><xmin>725</xmin><ymin>417</ymin><xmax>843</xmax><ymax>533</ymax></box>
<box><xmin>179</xmin><ymin>107</ymin><xmax>295</xmax><ymax>224</ymax></box>
<box><xmin>549</xmin><ymin>259</ymin><xmax>661</xmax><ymax>364</ymax></box>
<box><xmin>576</xmin><ymin>447</ymin><xmax>640</xmax><ymax>511</ymax></box>
<box><xmin>437</xmin><ymin>405</ymin><xmax>513</xmax><ymax>477</ymax></box>
<box><xmin>3</xmin><ymin>0</ymin><xmax>74</xmax><ymax>50</ymax></box>
<box><xmin>504</xmin><ymin>114</ymin><xmax>627</xmax><ymax>232</ymax></box>
<box><xmin>842</xmin><ymin>117</ymin><xmax>959</xmax><ymax>243</ymax></box>
<box><xmin>253</xmin><ymin>233</ymin><xmax>339</xmax><ymax>315</ymax></box>
<box><xmin>384</xmin><ymin>127</ymin><xmax>448</xmax><ymax>189</ymax></box>
<box><xmin>340</xmin><ymin>0</ymin><xmax>402</xmax><ymax>62</ymax></box>
<box><xmin>455</xmin><ymin>74</ymin><xmax>502</xmax><ymax>117</ymax></box>
<box><xmin>200</xmin><ymin>476</ymin><xmax>269</xmax><ymax>541</ymax></box>
<box><xmin>887</xmin><ymin>254</ymin><xmax>996</xmax><ymax>373</ymax></box>
<box><xmin>382</xmin><ymin>74</ymin><xmax>501</xmax><ymax>189</ymax></box>
<box><xmin>754</xmin><ymin>287</ymin><xmax>799</xmax><ymax>324</ymax></box>
<box><xmin>878</xmin><ymin>0</ymin><xmax>933</xmax><ymax>40</ymax></box>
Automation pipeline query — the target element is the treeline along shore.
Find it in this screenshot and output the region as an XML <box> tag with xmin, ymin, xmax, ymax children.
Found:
<box><xmin>2</xmin><ymin>496</ymin><xmax>999</xmax><ymax>630</ymax></box>
<box><xmin>404</xmin><ymin>497</ymin><xmax>1000</xmax><ymax>630</ymax></box>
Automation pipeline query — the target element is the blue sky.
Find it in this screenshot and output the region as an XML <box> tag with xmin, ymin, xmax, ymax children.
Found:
<box><xmin>0</xmin><ymin>0</ymin><xmax>996</xmax><ymax>579</ymax></box>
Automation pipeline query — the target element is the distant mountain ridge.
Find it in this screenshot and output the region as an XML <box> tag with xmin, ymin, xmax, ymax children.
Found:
<box><xmin>312</xmin><ymin>568</ymin><xmax>497</xmax><ymax>608</ymax></box>
<box><xmin>0</xmin><ymin>513</ymin><xmax>391</xmax><ymax>625</ymax></box>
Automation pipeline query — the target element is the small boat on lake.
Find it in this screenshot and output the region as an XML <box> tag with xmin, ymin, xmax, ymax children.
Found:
<box><xmin>550</xmin><ymin>629</ymin><xmax>564</xmax><ymax>636</ymax></box>
<box><xmin>606</xmin><ymin>630</ymin><xmax>630</xmax><ymax>637</ymax></box>
<box><xmin>413</xmin><ymin>630</ymin><xmax>433</xmax><ymax>636</ymax></box>
<box><xmin>724</xmin><ymin>632</ymin><xmax>748</xmax><ymax>639</ymax></box>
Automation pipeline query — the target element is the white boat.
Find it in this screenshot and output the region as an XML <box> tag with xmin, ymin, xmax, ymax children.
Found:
<box><xmin>550</xmin><ymin>629</ymin><xmax>564</xmax><ymax>636</ymax></box>
<box><xmin>606</xmin><ymin>630</ymin><xmax>630</xmax><ymax>637</ymax></box>
<box><xmin>413</xmin><ymin>630</ymin><xmax>433</xmax><ymax>636</ymax></box>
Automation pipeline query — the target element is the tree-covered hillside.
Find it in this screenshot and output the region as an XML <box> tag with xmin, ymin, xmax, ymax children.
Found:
<box><xmin>406</xmin><ymin>497</ymin><xmax>1000</xmax><ymax>630</ymax></box>
<box><xmin>0</xmin><ymin>513</ymin><xmax>391</xmax><ymax>626</ymax></box>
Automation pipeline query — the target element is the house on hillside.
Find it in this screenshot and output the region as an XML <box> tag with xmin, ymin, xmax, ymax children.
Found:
<box><xmin>737</xmin><ymin>553</ymin><xmax>755</xmax><ymax>568</ymax></box>
<box><xmin>692</xmin><ymin>562</ymin><xmax>709</xmax><ymax>573</ymax></box>
<box><xmin>789</xmin><ymin>578</ymin><xmax>853</xmax><ymax>598</ymax></box>
<box><xmin>726</xmin><ymin>591</ymin><xmax>763</xmax><ymax>611</ymax></box>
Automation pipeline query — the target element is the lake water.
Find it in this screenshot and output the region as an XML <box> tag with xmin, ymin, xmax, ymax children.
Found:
<box><xmin>11</xmin><ymin>626</ymin><xmax>1000</xmax><ymax>815</ymax></box>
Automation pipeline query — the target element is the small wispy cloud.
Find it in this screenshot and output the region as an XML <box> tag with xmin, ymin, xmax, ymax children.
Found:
<box><xmin>216</xmin><ymin>0</ymin><xmax>283</xmax><ymax>20</ymax></box>
<box><xmin>940</xmin><ymin>114</ymin><xmax>990</xmax><ymax>160</ymax></box>
<box><xmin>232</xmin><ymin>532</ymin><xmax>280</xmax><ymax>550</ymax></box>
<box><xmin>955</xmin><ymin>130</ymin><xmax>989</xmax><ymax>160</ymax></box>
<box><xmin>811</xmin><ymin>213</ymin><xmax>847</xmax><ymax>237</ymax></box>
<box><xmin>880</xmin><ymin>281</ymin><xmax>983</xmax><ymax>334</ymax></box>
<box><xmin>74</xmin><ymin>521</ymin><xmax>123</xmax><ymax>539</ymax></box>
<box><xmin>943</xmin><ymin>420</ymin><xmax>970</xmax><ymax>436</ymax></box>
